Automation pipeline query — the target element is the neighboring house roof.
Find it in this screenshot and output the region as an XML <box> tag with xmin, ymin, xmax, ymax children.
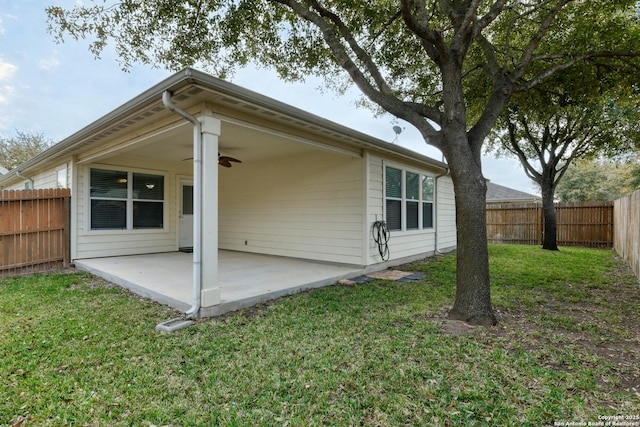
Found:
<box><xmin>0</xmin><ymin>166</ymin><xmax>8</xmax><ymax>176</ymax></box>
<box><xmin>0</xmin><ymin>68</ymin><xmax>448</xmax><ymax>188</ymax></box>
<box><xmin>486</xmin><ymin>182</ymin><xmax>540</xmax><ymax>203</ymax></box>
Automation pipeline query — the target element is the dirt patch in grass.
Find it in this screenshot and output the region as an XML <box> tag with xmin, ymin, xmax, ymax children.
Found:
<box><xmin>492</xmin><ymin>263</ymin><xmax>636</xmax><ymax>393</ymax></box>
<box><xmin>410</xmin><ymin>250</ymin><xmax>640</xmax><ymax>406</ymax></box>
<box><xmin>423</xmin><ymin>303</ymin><xmax>639</xmax><ymax>411</ymax></box>
<box><xmin>67</xmin><ymin>275</ymin><xmax>116</xmax><ymax>290</ymax></box>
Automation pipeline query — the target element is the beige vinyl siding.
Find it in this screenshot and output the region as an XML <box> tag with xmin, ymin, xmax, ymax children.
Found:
<box><xmin>384</xmin><ymin>230</ymin><xmax>436</xmax><ymax>260</ymax></box>
<box><xmin>366</xmin><ymin>153</ymin><xmax>384</xmax><ymax>263</ymax></box>
<box><xmin>436</xmin><ymin>176</ymin><xmax>456</xmax><ymax>250</ymax></box>
<box><xmin>32</xmin><ymin>168</ymin><xmax>60</xmax><ymax>189</ymax></box>
<box><xmin>2</xmin><ymin>181</ymin><xmax>29</xmax><ymax>191</ymax></box>
<box><xmin>74</xmin><ymin>159</ymin><xmax>181</xmax><ymax>259</ymax></box>
<box><xmin>367</xmin><ymin>152</ymin><xmax>384</xmax><ymax>221</ymax></box>
<box><xmin>2</xmin><ymin>161</ymin><xmax>73</xmax><ymax>191</ymax></box>
<box><xmin>366</xmin><ymin>154</ymin><xmax>454</xmax><ymax>264</ymax></box>
<box><xmin>219</xmin><ymin>149</ymin><xmax>365</xmax><ymax>265</ymax></box>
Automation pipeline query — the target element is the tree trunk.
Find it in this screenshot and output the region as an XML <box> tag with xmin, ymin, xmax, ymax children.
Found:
<box><xmin>540</xmin><ymin>178</ymin><xmax>559</xmax><ymax>250</ymax></box>
<box><xmin>433</xmin><ymin>55</ymin><xmax>497</xmax><ymax>327</ymax></box>
<box><xmin>445</xmin><ymin>142</ymin><xmax>497</xmax><ymax>326</ymax></box>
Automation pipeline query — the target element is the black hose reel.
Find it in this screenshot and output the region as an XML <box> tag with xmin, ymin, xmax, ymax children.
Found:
<box><xmin>372</xmin><ymin>220</ymin><xmax>390</xmax><ymax>261</ymax></box>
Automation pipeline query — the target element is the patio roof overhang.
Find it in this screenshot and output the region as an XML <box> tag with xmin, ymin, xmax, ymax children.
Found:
<box><xmin>0</xmin><ymin>68</ymin><xmax>447</xmax><ymax>188</ymax></box>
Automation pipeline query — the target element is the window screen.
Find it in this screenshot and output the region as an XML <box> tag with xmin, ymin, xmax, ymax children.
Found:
<box><xmin>385</xmin><ymin>167</ymin><xmax>403</xmax><ymax>231</ymax></box>
<box><xmin>407</xmin><ymin>201</ymin><xmax>419</xmax><ymax>229</ymax></box>
<box><xmin>133</xmin><ymin>173</ymin><xmax>164</xmax><ymax>200</ymax></box>
<box><xmin>386</xmin><ymin>200</ymin><xmax>402</xmax><ymax>231</ymax></box>
<box><xmin>406</xmin><ymin>172</ymin><xmax>419</xmax><ymax>200</ymax></box>
<box><xmin>422</xmin><ymin>175</ymin><xmax>435</xmax><ymax>229</ymax></box>
<box><xmin>91</xmin><ymin>200</ymin><xmax>126</xmax><ymax>229</ymax></box>
<box><xmin>90</xmin><ymin>169</ymin><xmax>128</xmax><ymax>199</ymax></box>
<box><xmin>423</xmin><ymin>202</ymin><xmax>434</xmax><ymax>228</ymax></box>
<box><xmin>90</xmin><ymin>168</ymin><xmax>164</xmax><ymax>230</ymax></box>
<box><xmin>422</xmin><ymin>176</ymin><xmax>435</xmax><ymax>201</ymax></box>
<box><xmin>385</xmin><ymin>167</ymin><xmax>402</xmax><ymax>198</ymax></box>
<box><xmin>133</xmin><ymin>201</ymin><xmax>164</xmax><ymax>229</ymax></box>
<box><xmin>384</xmin><ymin>166</ymin><xmax>437</xmax><ymax>232</ymax></box>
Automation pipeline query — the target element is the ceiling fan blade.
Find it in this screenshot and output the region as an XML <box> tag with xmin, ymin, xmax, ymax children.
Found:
<box><xmin>184</xmin><ymin>157</ymin><xmax>240</xmax><ymax>167</ymax></box>
<box><xmin>218</xmin><ymin>153</ymin><xmax>241</xmax><ymax>167</ymax></box>
<box><xmin>219</xmin><ymin>155</ymin><xmax>242</xmax><ymax>163</ymax></box>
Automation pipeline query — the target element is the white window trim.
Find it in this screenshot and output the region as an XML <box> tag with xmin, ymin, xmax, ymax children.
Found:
<box><xmin>56</xmin><ymin>166</ymin><xmax>68</xmax><ymax>189</ymax></box>
<box><xmin>384</xmin><ymin>162</ymin><xmax>436</xmax><ymax>233</ymax></box>
<box><xmin>87</xmin><ymin>165</ymin><xmax>168</xmax><ymax>233</ymax></box>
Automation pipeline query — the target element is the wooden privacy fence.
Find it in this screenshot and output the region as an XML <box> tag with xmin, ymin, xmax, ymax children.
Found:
<box><xmin>614</xmin><ymin>190</ymin><xmax>640</xmax><ymax>280</ymax></box>
<box><xmin>0</xmin><ymin>189</ymin><xmax>71</xmax><ymax>277</ymax></box>
<box><xmin>486</xmin><ymin>201</ymin><xmax>614</xmax><ymax>248</ymax></box>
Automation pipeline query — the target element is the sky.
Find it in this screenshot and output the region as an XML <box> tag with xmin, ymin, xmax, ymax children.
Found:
<box><xmin>0</xmin><ymin>0</ymin><xmax>539</xmax><ymax>195</ymax></box>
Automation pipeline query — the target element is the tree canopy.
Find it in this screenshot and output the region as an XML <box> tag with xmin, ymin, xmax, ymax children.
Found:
<box><xmin>556</xmin><ymin>157</ymin><xmax>640</xmax><ymax>202</ymax></box>
<box><xmin>0</xmin><ymin>131</ymin><xmax>52</xmax><ymax>171</ymax></box>
<box><xmin>47</xmin><ymin>1</ymin><xmax>640</xmax><ymax>150</ymax></box>
<box><xmin>47</xmin><ymin>0</ymin><xmax>640</xmax><ymax>325</ymax></box>
<box><xmin>486</xmin><ymin>27</ymin><xmax>640</xmax><ymax>249</ymax></box>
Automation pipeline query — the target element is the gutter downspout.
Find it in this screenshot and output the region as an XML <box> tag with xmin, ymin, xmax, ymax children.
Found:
<box><xmin>162</xmin><ymin>91</ymin><xmax>202</xmax><ymax>318</ymax></box>
<box><xmin>434</xmin><ymin>167</ymin><xmax>450</xmax><ymax>255</ymax></box>
<box><xmin>16</xmin><ymin>171</ymin><xmax>35</xmax><ymax>190</ymax></box>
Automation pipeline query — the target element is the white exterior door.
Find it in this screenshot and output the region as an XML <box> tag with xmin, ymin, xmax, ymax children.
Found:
<box><xmin>179</xmin><ymin>180</ymin><xmax>194</xmax><ymax>249</ymax></box>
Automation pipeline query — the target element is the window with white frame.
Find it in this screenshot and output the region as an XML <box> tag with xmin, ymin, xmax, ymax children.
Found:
<box><xmin>385</xmin><ymin>166</ymin><xmax>435</xmax><ymax>231</ymax></box>
<box><xmin>422</xmin><ymin>175</ymin><xmax>435</xmax><ymax>228</ymax></box>
<box><xmin>56</xmin><ymin>167</ymin><xmax>67</xmax><ymax>188</ymax></box>
<box><xmin>90</xmin><ymin>168</ymin><xmax>165</xmax><ymax>230</ymax></box>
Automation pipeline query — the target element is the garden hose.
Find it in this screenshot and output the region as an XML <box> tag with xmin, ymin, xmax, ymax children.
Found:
<box><xmin>372</xmin><ymin>220</ymin><xmax>390</xmax><ymax>261</ymax></box>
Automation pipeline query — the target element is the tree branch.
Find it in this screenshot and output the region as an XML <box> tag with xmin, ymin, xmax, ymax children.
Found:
<box><xmin>517</xmin><ymin>50</ymin><xmax>640</xmax><ymax>92</ymax></box>
<box><xmin>450</xmin><ymin>0</ymin><xmax>481</xmax><ymax>55</ymax></box>
<box><xmin>271</xmin><ymin>0</ymin><xmax>441</xmax><ymax>143</ymax></box>
<box><xmin>400</xmin><ymin>0</ymin><xmax>445</xmax><ymax>62</ymax></box>
<box><xmin>506</xmin><ymin>117</ymin><xmax>542</xmax><ymax>181</ymax></box>
<box><xmin>404</xmin><ymin>102</ymin><xmax>444</xmax><ymax>123</ymax></box>
<box><xmin>473</xmin><ymin>0</ymin><xmax>509</xmax><ymax>40</ymax></box>
<box><xmin>367</xmin><ymin>10</ymin><xmax>402</xmax><ymax>47</ymax></box>
<box><xmin>513</xmin><ymin>0</ymin><xmax>575</xmax><ymax>80</ymax></box>
<box><xmin>307</xmin><ymin>0</ymin><xmax>393</xmax><ymax>95</ymax></box>
<box><xmin>468</xmin><ymin>82</ymin><xmax>512</xmax><ymax>151</ymax></box>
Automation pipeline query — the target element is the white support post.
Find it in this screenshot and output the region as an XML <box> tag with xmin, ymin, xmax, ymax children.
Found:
<box><xmin>199</xmin><ymin>112</ymin><xmax>221</xmax><ymax>307</ymax></box>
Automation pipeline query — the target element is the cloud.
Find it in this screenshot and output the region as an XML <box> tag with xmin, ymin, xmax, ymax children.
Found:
<box><xmin>0</xmin><ymin>60</ymin><xmax>17</xmax><ymax>107</ymax></box>
<box><xmin>0</xmin><ymin>84</ymin><xmax>15</xmax><ymax>105</ymax></box>
<box><xmin>0</xmin><ymin>13</ymin><xmax>19</xmax><ymax>33</ymax></box>
<box><xmin>0</xmin><ymin>59</ymin><xmax>18</xmax><ymax>80</ymax></box>
<box><xmin>38</xmin><ymin>58</ymin><xmax>61</xmax><ymax>71</ymax></box>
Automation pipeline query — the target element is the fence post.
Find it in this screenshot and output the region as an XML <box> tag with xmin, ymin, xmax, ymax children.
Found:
<box><xmin>537</xmin><ymin>204</ymin><xmax>543</xmax><ymax>245</ymax></box>
<box><xmin>62</xmin><ymin>193</ymin><xmax>71</xmax><ymax>267</ymax></box>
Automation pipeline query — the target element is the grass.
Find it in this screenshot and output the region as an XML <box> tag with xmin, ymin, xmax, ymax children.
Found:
<box><xmin>1</xmin><ymin>245</ymin><xmax>639</xmax><ymax>426</ymax></box>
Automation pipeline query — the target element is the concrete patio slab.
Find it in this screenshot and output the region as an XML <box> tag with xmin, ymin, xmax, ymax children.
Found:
<box><xmin>75</xmin><ymin>251</ymin><xmax>366</xmax><ymax>317</ymax></box>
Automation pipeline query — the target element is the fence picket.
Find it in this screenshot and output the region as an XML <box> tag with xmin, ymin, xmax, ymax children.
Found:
<box><xmin>486</xmin><ymin>201</ymin><xmax>614</xmax><ymax>248</ymax></box>
<box><xmin>614</xmin><ymin>191</ymin><xmax>640</xmax><ymax>280</ymax></box>
<box><xmin>0</xmin><ymin>188</ymin><xmax>71</xmax><ymax>277</ymax></box>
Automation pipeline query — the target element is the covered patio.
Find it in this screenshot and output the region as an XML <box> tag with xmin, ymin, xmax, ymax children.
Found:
<box><xmin>75</xmin><ymin>251</ymin><xmax>366</xmax><ymax>317</ymax></box>
<box><xmin>1</xmin><ymin>69</ymin><xmax>455</xmax><ymax>320</ymax></box>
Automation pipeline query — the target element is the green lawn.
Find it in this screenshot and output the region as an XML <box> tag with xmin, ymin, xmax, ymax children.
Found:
<box><xmin>1</xmin><ymin>245</ymin><xmax>639</xmax><ymax>426</ymax></box>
